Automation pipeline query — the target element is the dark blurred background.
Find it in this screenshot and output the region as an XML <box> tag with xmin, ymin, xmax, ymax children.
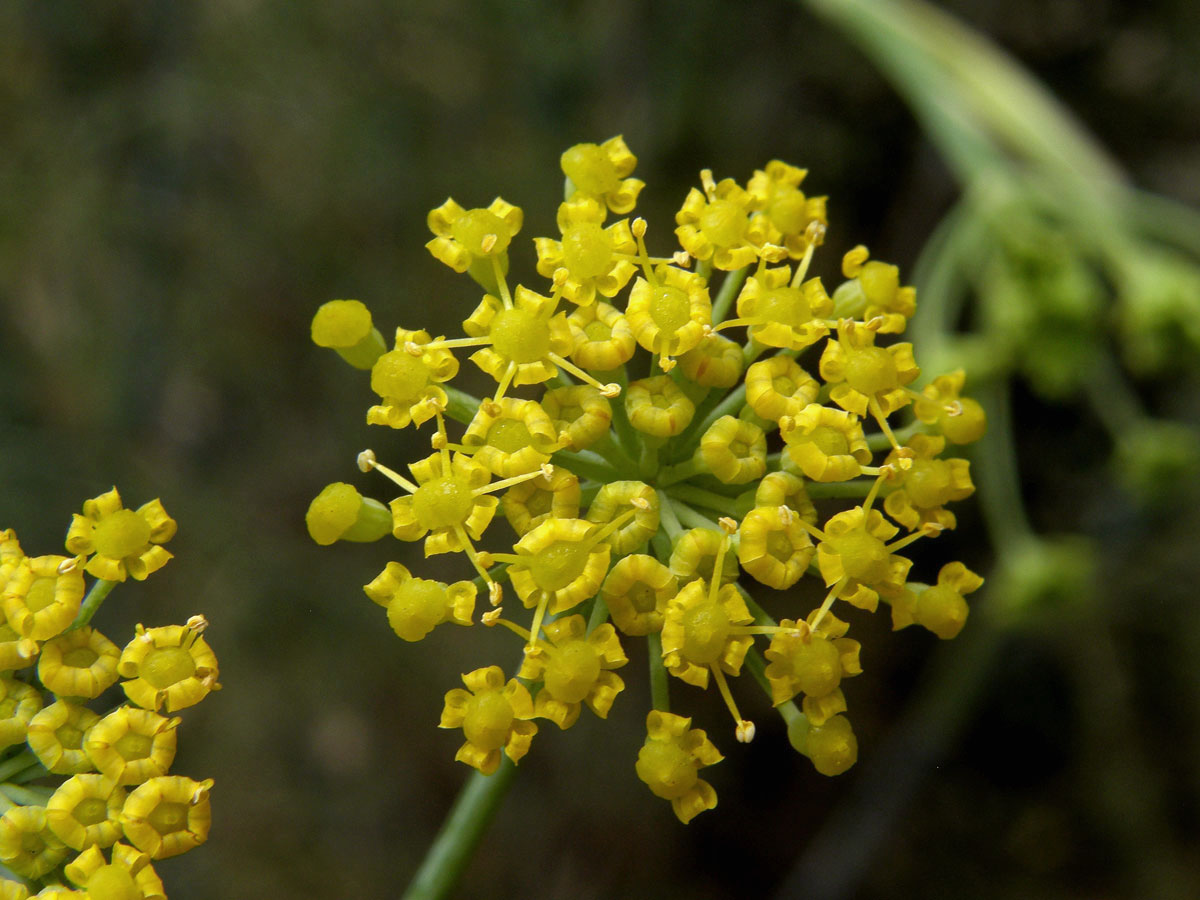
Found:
<box><xmin>3</xmin><ymin>1</ymin><xmax>1200</xmax><ymax>897</ymax></box>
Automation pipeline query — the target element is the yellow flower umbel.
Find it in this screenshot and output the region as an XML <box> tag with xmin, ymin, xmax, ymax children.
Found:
<box><xmin>311</xmin><ymin>137</ymin><xmax>984</xmax><ymax>817</ymax></box>
<box><xmin>118</xmin><ymin>618</ymin><xmax>221</xmax><ymax>713</ymax></box>
<box><xmin>119</xmin><ymin>776</ymin><xmax>213</xmax><ymax>859</ymax></box>
<box><xmin>439</xmin><ymin>666</ymin><xmax>538</xmax><ymax>775</ymax></box>
<box><xmin>64</xmin><ymin>489</ymin><xmax>176</xmax><ymax>582</ymax></box>
<box><xmin>635</xmin><ymin>711</ymin><xmax>723</xmax><ymax>823</ymax></box>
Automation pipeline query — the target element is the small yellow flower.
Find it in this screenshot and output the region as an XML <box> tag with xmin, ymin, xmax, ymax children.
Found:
<box><xmin>505</xmin><ymin>518</ymin><xmax>613</xmax><ymax>617</ymax></box>
<box><xmin>674</xmin><ymin>170</ymin><xmax>766</xmax><ymax>271</ymax></box>
<box><xmin>462</xmin><ymin>286</ymin><xmax>575</xmax><ymax>394</ymax></box>
<box><xmin>834</xmin><ymin>245</ymin><xmax>917</xmax><ymax>333</ymax></box>
<box><xmin>2</xmin><ymin>555</ymin><xmax>85</xmax><ymax>640</ymax></box>
<box><xmin>389</xmin><ymin>452</ymin><xmax>497</xmax><ymax>555</ymax></box>
<box><xmin>534</xmin><ymin>195</ymin><xmax>638</xmax><ymax>306</ymax></box>
<box><xmin>730</xmin><ymin>265</ymin><xmax>832</xmax><ymax>351</ymax></box>
<box><xmin>518</xmin><ymin>615</ymin><xmax>627</xmax><ymax>728</ymax></box>
<box><xmin>304</xmin><ymin>482</ymin><xmax>392</xmax><ymax>546</ymax></box>
<box><xmin>737</xmin><ymin>506</ymin><xmax>815</xmax><ymax>590</ymax></box>
<box><xmin>668</xmin><ymin>528</ymin><xmax>739</xmax><ymax>585</ymax></box>
<box><xmin>84</xmin><ymin>707</ymin><xmax>179</xmax><ymax>786</ymax></box>
<box><xmin>819</xmin><ymin>320</ymin><xmax>920</xmax><ymax>419</ymax></box>
<box><xmin>0</xmin><ymin>529</ymin><xmax>23</xmax><ymax>582</ymax></box>
<box><xmin>500</xmin><ymin>465</ymin><xmax>581</xmax><ymax>536</ymax></box>
<box><xmin>439</xmin><ymin>666</ymin><xmax>537</xmax><ymax>775</ymax></box>
<box><xmin>542</xmin><ymin>385</ymin><xmax>612</xmax><ymax>451</ymax></box>
<box><xmin>64</xmin><ymin>842</ymin><xmax>165</xmax><ymax>900</ymax></box>
<box><xmin>0</xmin><ymin>619</ymin><xmax>38</xmax><ymax>672</ymax></box>
<box><xmin>46</xmin><ymin>774</ymin><xmax>125</xmax><ymax>850</ymax></box>
<box><xmin>461</xmin><ymin>398</ymin><xmax>559</xmax><ymax>478</ymax></box>
<box><xmin>363</xmin><ymin>563</ymin><xmax>475</xmax><ymax>642</ymax></box>
<box><xmin>586</xmin><ymin>481</ymin><xmax>659</xmax><ymax>555</ymax></box>
<box><xmin>635</xmin><ymin>711</ymin><xmax>722</xmax><ymax>824</ymax></box>
<box><xmin>660</xmin><ymin>574</ymin><xmax>754</xmax><ymax>689</ymax></box>
<box><xmin>882</xmin><ymin>434</ymin><xmax>975</xmax><ymax>531</ymax></box>
<box><xmin>754</xmin><ymin>471</ymin><xmax>817</xmax><ymax>525</ymax></box>
<box><xmin>120</xmin><ymin>776</ymin><xmax>213</xmax><ymax>860</ymax></box>
<box><xmin>815</xmin><ymin>507</ymin><xmax>913</xmax><ymax>612</ymax></box>
<box><xmin>789</xmin><ymin>713</ymin><xmax>858</xmax><ymax>776</ymax></box>
<box><xmin>914</xmin><ymin>369</ymin><xmax>987</xmax><ymax>445</ymax></box>
<box><xmin>366</xmin><ymin>328</ymin><xmax>459</xmax><ymax>430</ymax></box>
<box><xmin>0</xmin><ymin>806</ymin><xmax>67</xmax><ymax>879</ymax></box>
<box><xmin>746</xmin><ymin>160</ymin><xmax>828</xmax><ymax>259</ymax></box>
<box><xmin>64</xmin><ymin>489</ymin><xmax>175</xmax><ymax>583</ymax></box>
<box><xmin>310</xmin><ymin>299</ymin><xmax>386</xmax><ymax>370</ymax></box>
<box><xmin>890</xmin><ymin>562</ymin><xmax>983</xmax><ymax>639</ymax></box>
<box><xmin>27</xmin><ymin>700</ymin><xmax>102</xmax><ymax>775</ymax></box>
<box><xmin>744</xmin><ymin>355</ymin><xmax>820</xmax><ymax>422</ymax></box>
<box><xmin>601</xmin><ymin>554</ymin><xmax>678</xmax><ymax>637</ymax></box>
<box><xmin>780</xmin><ymin>404</ymin><xmax>872</xmax><ymax>482</ymax></box>
<box><xmin>566</xmin><ymin>301</ymin><xmax>636</xmax><ymax>372</ymax></box>
<box><xmin>698</xmin><ymin>415</ymin><xmax>767</xmax><ymax>484</ymax></box>
<box><xmin>625</xmin><ymin>375</ymin><xmax>695</xmax><ymax>438</ymax></box>
<box><xmin>38</xmin><ymin>627</ymin><xmax>122</xmax><ymax>700</ymax></box>
<box><xmin>625</xmin><ymin>265</ymin><xmax>712</xmax><ymax>368</ymax></box>
<box><xmin>677</xmin><ymin>333</ymin><xmax>744</xmax><ymax>388</ymax></box>
<box><xmin>118</xmin><ymin>619</ymin><xmax>220</xmax><ymax>713</ymax></box>
<box><xmin>764</xmin><ymin>612</ymin><xmax>861</xmax><ymax>721</ymax></box>
<box><xmin>0</xmin><ymin>676</ymin><xmax>42</xmax><ymax>750</ymax></box>
<box><xmin>560</xmin><ymin>137</ymin><xmax>644</xmax><ymax>214</ymax></box>
<box><xmin>426</xmin><ymin>197</ymin><xmax>523</xmax><ymax>282</ymax></box>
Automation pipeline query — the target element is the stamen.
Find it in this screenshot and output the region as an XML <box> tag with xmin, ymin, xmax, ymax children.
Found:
<box><xmin>491</xmin><ymin>361</ymin><xmax>518</xmax><ymax>408</ymax></box>
<box><xmin>491</xmin><ymin>255</ymin><xmax>513</xmax><ymax>308</ymax></box>
<box><xmin>700</xmin><ymin>169</ymin><xmax>717</xmax><ymax>201</ymax></box>
<box><xmin>416</xmin><ymin>336</ymin><xmax>491</xmax><ymax>353</ymax></box>
<box><xmin>885</xmin><ymin>522</ymin><xmax>945</xmax><ymax>554</ymax></box>
<box><xmin>358</xmin><ymin>450</ymin><xmax>419</xmax><ymax>494</ymax></box>
<box><xmin>473</xmin><ymin>465</ymin><xmax>554</xmax><ymax>497</ymax></box>
<box><xmin>56</xmin><ymin>557</ymin><xmax>79</xmax><ymax>575</ymax></box>
<box><xmin>868</xmin><ymin>397</ymin><xmax>904</xmax><ymax>452</ymax></box>
<box><xmin>710</xmin><ymin>665</ymin><xmax>753</xmax><ymax>743</ymax></box>
<box><xmin>861</xmin><ymin>469</ymin><xmax>888</xmax><ymax>514</ymax></box>
<box><xmin>481</xmin><ymin>608</ymin><xmax>503</xmax><ymax>626</ymax></box>
<box><xmin>453</xmin><ymin>524</ymin><xmax>501</xmax><ymax>604</ymax></box>
<box><xmin>672</xmin><ymin>250</ymin><xmax>692</xmax><ymax>268</ymax></box>
<box><xmin>809</xmin><ymin>576</ymin><xmax>849</xmax><ymax>635</ymax></box>
<box><xmin>658</xmin><ymin>354</ymin><xmax>677</xmax><ymax>372</ymax></box>
<box><xmin>789</xmin><ymin>240</ymin><xmax>816</xmax><ymax>289</ymax></box>
<box><xmin>527</xmin><ymin>593</ymin><xmax>551</xmax><ymax>651</ymax></box>
<box><xmin>778</xmin><ymin>505</ymin><xmax>794</xmax><ymax>526</ymax></box>
<box><xmin>548</xmin><ymin>352</ymin><xmax>622</xmax><ymax>398</ymax></box>
<box><xmin>480</xmin><ymin>233</ymin><xmax>498</xmax><ymax>254</ymax></box>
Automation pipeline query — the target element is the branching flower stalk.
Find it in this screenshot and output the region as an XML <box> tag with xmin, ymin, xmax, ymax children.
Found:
<box><xmin>309</xmin><ymin>137</ymin><xmax>986</xmax><ymax>898</ymax></box>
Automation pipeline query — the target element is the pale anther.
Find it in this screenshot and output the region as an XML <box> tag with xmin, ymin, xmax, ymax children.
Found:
<box><xmin>718</xmin><ymin>516</ymin><xmax>738</xmax><ymax>535</ymax></box>
<box><xmin>630</xmin><ymin>496</ymin><xmax>651</xmax><ymax>511</ymax></box>
<box><xmin>404</xmin><ymin>341</ymin><xmax>424</xmax><ymax>357</ymax></box>
<box><xmin>186</xmin><ymin>614</ymin><xmax>210</xmax><ymax>634</ymax></box>
<box><xmin>601</xmin><ymin>383</ymin><xmax>621</xmax><ymax>398</ymax></box>
<box><xmin>672</xmin><ymin>250</ymin><xmax>691</xmax><ymax>267</ymax></box>
<box><xmin>481</xmin><ymin>608</ymin><xmax>502</xmax><ymax>626</ymax></box>
<box><xmin>735</xmin><ymin>720</ymin><xmax>756</xmax><ymax>743</ymax></box>
<box><xmin>480</xmin><ymin>233</ymin><xmax>498</xmax><ymax>253</ymax></box>
<box><xmin>778</xmin><ymin>505</ymin><xmax>794</xmax><ymax>526</ymax></box>
<box><xmin>539</xmin><ymin>463</ymin><xmax>555</xmax><ymax>480</ymax></box>
<box><xmin>944</xmin><ymin>400</ymin><xmax>963</xmax><ymax>417</ymax></box>
<box><xmin>56</xmin><ymin>557</ymin><xmax>79</xmax><ymax>575</ymax></box>
<box><xmin>631</xmin><ymin>217</ymin><xmax>647</xmax><ymax>238</ymax></box>
<box><xmin>357</xmin><ymin>449</ymin><xmax>377</xmax><ymax>472</ymax></box>
<box><xmin>489</xmin><ymin>582</ymin><xmax>503</xmax><ymax>606</ymax></box>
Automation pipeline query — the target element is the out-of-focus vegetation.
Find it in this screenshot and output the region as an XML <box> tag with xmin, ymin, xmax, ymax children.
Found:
<box><xmin>2</xmin><ymin>1</ymin><xmax>1199</xmax><ymax>897</ymax></box>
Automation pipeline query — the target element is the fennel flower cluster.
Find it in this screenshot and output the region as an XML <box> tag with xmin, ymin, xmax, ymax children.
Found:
<box><xmin>309</xmin><ymin>137</ymin><xmax>984</xmax><ymax>823</ymax></box>
<box><xmin>0</xmin><ymin>490</ymin><xmax>219</xmax><ymax>898</ymax></box>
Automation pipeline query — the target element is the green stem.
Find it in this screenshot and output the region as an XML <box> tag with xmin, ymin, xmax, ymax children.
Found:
<box><xmin>607</xmin><ymin>367</ymin><xmax>642</xmax><ymax>457</ymax></box>
<box><xmin>586</xmin><ymin>593</ymin><xmax>610</xmax><ymax>634</ymax></box>
<box><xmin>710</xmin><ymin>266</ymin><xmax>750</xmax><ymax>323</ymax></box>
<box><xmin>0</xmin><ymin>751</ymin><xmax>40</xmax><ymax>783</ymax></box>
<box><xmin>443</xmin><ymin>386</ymin><xmax>483</xmax><ymax>426</ymax></box>
<box><xmin>67</xmin><ymin>578</ymin><xmax>117</xmax><ymax>633</ymax></box>
<box><xmin>1083</xmin><ymin>354</ymin><xmax>1145</xmax><ymax>439</ymax></box>
<box><xmin>655</xmin><ymin>491</ymin><xmax>684</xmax><ymax>541</ymax></box>
<box><xmin>665</xmin><ymin>484</ymin><xmax>740</xmax><ymax>517</ymax></box>
<box><xmin>647</xmin><ymin>632</ymin><xmax>670</xmax><ymax>712</ymax></box>
<box><xmin>550</xmin><ymin>449</ymin><xmax>620</xmax><ymax>483</ymax></box>
<box><xmin>805</xmin><ymin>480</ymin><xmax>876</xmax><ymax>499</ymax></box>
<box><xmin>591</xmin><ymin>434</ymin><xmax>640</xmax><ymax>477</ymax></box>
<box><xmin>669</xmin><ymin>499</ymin><xmax>720</xmax><ymax>532</ymax></box>
<box><xmin>402</xmin><ymin>759</ymin><xmax>519</xmax><ymax>900</ymax></box>
<box><xmin>972</xmin><ymin>378</ymin><xmax>1035</xmax><ymax>547</ymax></box>
<box><xmin>0</xmin><ymin>783</ymin><xmax>50</xmax><ymax>806</ymax></box>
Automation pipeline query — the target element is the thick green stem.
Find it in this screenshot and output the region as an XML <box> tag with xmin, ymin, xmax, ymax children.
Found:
<box><xmin>443</xmin><ymin>386</ymin><xmax>483</xmax><ymax>426</ymax></box>
<box><xmin>402</xmin><ymin>759</ymin><xmax>519</xmax><ymax>900</ymax></box>
<box><xmin>67</xmin><ymin>578</ymin><xmax>117</xmax><ymax>633</ymax></box>
<box><xmin>646</xmin><ymin>632</ymin><xmax>670</xmax><ymax>712</ymax></box>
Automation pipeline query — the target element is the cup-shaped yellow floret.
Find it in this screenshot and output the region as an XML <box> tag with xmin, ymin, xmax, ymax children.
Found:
<box><xmin>310</xmin><ymin>299</ymin><xmax>386</xmax><ymax>369</ymax></box>
<box><xmin>586</xmin><ymin>482</ymin><xmax>659</xmax><ymax>555</ymax></box>
<box><xmin>754</xmin><ymin>471</ymin><xmax>817</xmax><ymax>525</ymax></box>
<box><xmin>364</xmin><ymin>562</ymin><xmax>475</xmax><ymax>642</ymax></box>
<box><xmin>744</xmin><ymin>356</ymin><xmax>820</xmax><ymax>422</ymax></box>
<box><xmin>816</xmin><ymin>508</ymin><xmax>913</xmax><ymax>612</ymax></box>
<box><xmin>65</xmin><ymin>489</ymin><xmax>175</xmax><ymax>583</ymax></box>
<box><xmin>789</xmin><ymin>713</ymin><xmax>858</xmax><ymax>776</ymax></box>
<box><xmin>2</xmin><ymin>555</ymin><xmax>85</xmax><ymax>641</ymax></box>
<box><xmin>914</xmin><ymin>370</ymin><xmax>987</xmax><ymax>445</ymax></box>
<box><xmin>601</xmin><ymin>554</ymin><xmax>678</xmax><ymax>636</ymax></box>
<box><xmin>463</xmin><ymin>286</ymin><xmax>575</xmax><ymax>388</ymax></box>
<box><xmin>390</xmin><ymin>452</ymin><xmax>496</xmax><ymax>554</ymax></box>
<box><xmin>542</xmin><ymin>385</ymin><xmax>612</xmax><ymax>451</ymax></box>
<box><xmin>0</xmin><ymin>805</ymin><xmax>67</xmax><ymax>879</ymax></box>
<box><xmin>118</xmin><ymin>623</ymin><xmax>220</xmax><ymax>713</ymax></box>
<box><xmin>534</xmin><ymin>195</ymin><xmax>638</xmax><ymax>306</ymax></box>
<box><xmin>0</xmin><ymin>622</ymin><xmax>38</xmax><ymax>672</ymax></box>
<box><xmin>678</xmin><ymin>333</ymin><xmax>744</xmax><ymax>388</ymax></box>
<box><xmin>462</xmin><ymin>398</ymin><xmax>558</xmax><ymax>478</ymax></box>
<box><xmin>734</xmin><ymin>267</ymin><xmax>833</xmax><ymax>351</ymax></box>
<box><xmin>507</xmin><ymin>518</ymin><xmax>612</xmax><ymax>615</ymax></box>
<box><xmin>567</xmin><ymin>301</ymin><xmax>636</xmax><ymax>372</ymax></box>
<box><xmin>65</xmin><ymin>842</ymin><xmax>164</xmax><ymax>900</ymax></box>
<box><xmin>27</xmin><ymin>700</ymin><xmax>102</xmax><ymax>775</ymax></box>
<box><xmin>85</xmin><ymin>707</ymin><xmax>179</xmax><ymax>787</ymax></box>
<box><xmin>625</xmin><ymin>376</ymin><xmax>695</xmax><ymax>438</ymax></box>
<box><xmin>835</xmin><ymin>245</ymin><xmax>916</xmax><ymax>334</ymax></box>
<box><xmin>439</xmin><ymin>666</ymin><xmax>538</xmax><ymax>775</ymax></box>
<box><xmin>518</xmin><ymin>616</ymin><xmax>627</xmax><ymax>728</ymax></box>
<box><xmin>305</xmin><ymin>483</ymin><xmax>392</xmax><ymax>546</ymax></box>
<box><xmin>38</xmin><ymin>627</ymin><xmax>121</xmax><ymax>701</ymax></box>
<box><xmin>763</xmin><ymin>614</ymin><xmax>861</xmax><ymax>714</ymax></box>
<box><xmin>660</xmin><ymin>579</ymin><xmax>754</xmax><ymax>688</ymax></box>
<box><xmin>625</xmin><ymin>266</ymin><xmax>711</xmax><ymax>361</ymax></box>
<box><xmin>674</xmin><ymin>172</ymin><xmax>765</xmax><ymax>271</ymax></box>
<box><xmin>46</xmin><ymin>774</ymin><xmax>125</xmax><ymax>850</ymax></box>
<box><xmin>635</xmin><ymin>711</ymin><xmax>722</xmax><ymax>824</ymax></box>
<box><xmin>668</xmin><ymin>528</ymin><xmax>739</xmax><ymax>586</ymax></box>
<box><xmin>883</xmin><ymin>435</ymin><xmax>975</xmax><ymax>531</ymax></box>
<box><xmin>819</xmin><ymin>320</ymin><xmax>920</xmax><ymax>418</ymax></box>
<box><xmin>0</xmin><ymin>676</ymin><xmax>42</xmax><ymax>750</ymax></box>
<box><xmin>737</xmin><ymin>506</ymin><xmax>815</xmax><ymax>590</ymax></box>
<box><xmin>699</xmin><ymin>416</ymin><xmax>767</xmax><ymax>484</ymax></box>
<box><xmin>780</xmin><ymin>404</ymin><xmax>872</xmax><ymax>483</ymax></box>
<box><xmin>426</xmin><ymin>197</ymin><xmax>523</xmax><ymax>279</ymax></box>
<box><xmin>366</xmin><ymin>328</ymin><xmax>459</xmax><ymax>430</ymax></box>
<box><xmin>560</xmin><ymin>136</ymin><xmax>644</xmax><ymax>214</ymax></box>
<box><xmin>120</xmin><ymin>775</ymin><xmax>213</xmax><ymax>859</ymax></box>
<box><xmin>747</xmin><ymin>160</ymin><xmax>828</xmax><ymax>259</ymax></box>
<box><xmin>891</xmin><ymin>562</ymin><xmax>983</xmax><ymax>639</ymax></box>
<box><xmin>500</xmin><ymin>465</ymin><xmax>580</xmax><ymax>536</ymax></box>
